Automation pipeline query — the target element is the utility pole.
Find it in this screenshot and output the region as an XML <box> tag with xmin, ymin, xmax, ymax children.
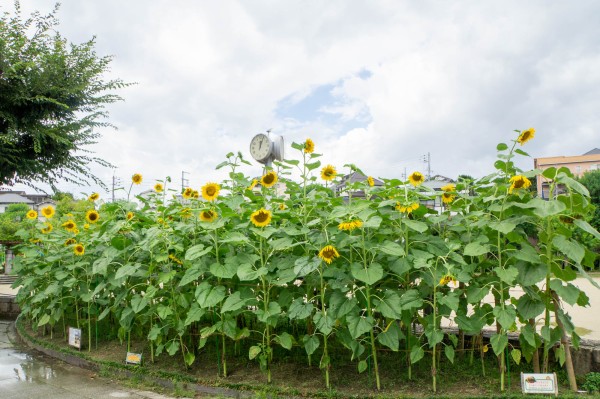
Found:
<box><xmin>402</xmin><ymin>167</ymin><xmax>407</xmax><ymax>180</ymax></box>
<box><xmin>423</xmin><ymin>152</ymin><xmax>431</xmax><ymax>180</ymax></box>
<box><xmin>111</xmin><ymin>175</ymin><xmax>122</xmax><ymax>202</ymax></box>
<box><xmin>181</xmin><ymin>171</ymin><xmax>189</xmax><ymax>192</ymax></box>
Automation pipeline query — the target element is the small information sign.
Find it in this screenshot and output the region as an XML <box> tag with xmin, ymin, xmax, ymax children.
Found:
<box><xmin>68</xmin><ymin>327</ymin><xmax>82</xmax><ymax>350</ymax></box>
<box><xmin>125</xmin><ymin>352</ymin><xmax>142</xmax><ymax>365</ymax></box>
<box><xmin>521</xmin><ymin>373</ymin><xmax>558</xmax><ymax>396</ymax></box>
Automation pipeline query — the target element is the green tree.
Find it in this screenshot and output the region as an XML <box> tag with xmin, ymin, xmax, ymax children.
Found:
<box><xmin>579</xmin><ymin>169</ymin><xmax>600</xmax><ymax>230</ymax></box>
<box><xmin>0</xmin><ymin>2</ymin><xmax>129</xmax><ymax>189</ymax></box>
<box><xmin>0</xmin><ymin>203</ymin><xmax>30</xmax><ymax>241</ymax></box>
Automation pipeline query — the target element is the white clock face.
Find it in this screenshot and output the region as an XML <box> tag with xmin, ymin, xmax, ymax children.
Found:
<box><xmin>250</xmin><ymin>134</ymin><xmax>272</xmax><ymax>161</ymax></box>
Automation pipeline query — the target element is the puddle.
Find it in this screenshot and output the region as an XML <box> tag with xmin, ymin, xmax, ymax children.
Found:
<box><xmin>0</xmin><ymin>348</ymin><xmax>58</xmax><ymax>384</ymax></box>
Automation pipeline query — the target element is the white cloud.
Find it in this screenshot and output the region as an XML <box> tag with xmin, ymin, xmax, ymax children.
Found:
<box><xmin>6</xmin><ymin>1</ymin><xmax>600</xmax><ymax>197</ymax></box>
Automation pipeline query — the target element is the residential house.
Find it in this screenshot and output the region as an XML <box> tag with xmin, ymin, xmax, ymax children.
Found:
<box><xmin>534</xmin><ymin>148</ymin><xmax>600</xmax><ymax>198</ymax></box>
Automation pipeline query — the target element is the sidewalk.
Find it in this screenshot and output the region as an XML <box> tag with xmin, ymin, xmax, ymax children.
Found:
<box><xmin>0</xmin><ymin>320</ymin><xmax>178</xmax><ymax>399</ymax></box>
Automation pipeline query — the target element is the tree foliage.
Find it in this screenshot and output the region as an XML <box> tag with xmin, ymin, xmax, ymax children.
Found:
<box><xmin>579</xmin><ymin>170</ymin><xmax>600</xmax><ymax>231</ymax></box>
<box><xmin>0</xmin><ymin>203</ymin><xmax>29</xmax><ymax>241</ymax></box>
<box><xmin>0</xmin><ymin>2</ymin><xmax>129</xmax><ymax>189</ymax></box>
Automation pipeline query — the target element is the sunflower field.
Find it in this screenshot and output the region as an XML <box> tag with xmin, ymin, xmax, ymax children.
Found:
<box><xmin>12</xmin><ymin>130</ymin><xmax>600</xmax><ymax>393</ymax></box>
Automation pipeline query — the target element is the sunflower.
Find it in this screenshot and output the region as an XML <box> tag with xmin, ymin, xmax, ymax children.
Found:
<box><xmin>408</xmin><ymin>171</ymin><xmax>425</xmax><ymax>187</ymax></box>
<box><xmin>304</xmin><ymin>138</ymin><xmax>315</xmax><ymax>154</ymax></box>
<box><xmin>88</xmin><ymin>192</ymin><xmax>100</xmax><ymax>201</ymax></box>
<box><xmin>41</xmin><ymin>205</ymin><xmax>55</xmax><ymax>219</ymax></box>
<box><xmin>321</xmin><ymin>165</ymin><xmax>336</xmax><ymax>181</ymax></box>
<box><xmin>41</xmin><ymin>222</ymin><xmax>53</xmax><ymax>234</ymax></box>
<box><xmin>26</xmin><ymin>210</ymin><xmax>38</xmax><ymax>220</ymax></box>
<box><xmin>84</xmin><ymin>223</ymin><xmax>90</xmax><ymax>229</ymax></box>
<box><xmin>439</xmin><ymin>274</ymin><xmax>457</xmax><ymax>286</ymax></box>
<box><xmin>169</xmin><ymin>254</ymin><xmax>183</xmax><ymax>265</ymax></box>
<box><xmin>318</xmin><ymin>245</ymin><xmax>340</xmax><ymax>264</ymax></box>
<box><xmin>396</xmin><ymin>202</ymin><xmax>420</xmax><ymax>214</ymax></box>
<box><xmin>250</xmin><ymin>208</ymin><xmax>272</xmax><ymax>227</ymax></box>
<box><xmin>199</xmin><ymin>209</ymin><xmax>218</xmax><ymax>222</ymax></box>
<box><xmin>132</xmin><ymin>173</ymin><xmax>143</xmax><ymax>185</ymax></box>
<box><xmin>154</xmin><ymin>183</ymin><xmax>164</xmax><ymax>193</ymax></box>
<box><xmin>62</xmin><ymin>220</ymin><xmax>77</xmax><ymax>232</ymax></box>
<box><xmin>127</xmin><ymin>212</ymin><xmax>134</xmax><ymax>220</ymax></box>
<box><xmin>247</xmin><ymin>179</ymin><xmax>259</xmax><ymax>190</ymax></box>
<box><xmin>192</xmin><ymin>190</ymin><xmax>199</xmax><ymax>199</ymax></box>
<box><xmin>338</xmin><ymin>219</ymin><xmax>363</xmax><ymax>231</ymax></box>
<box><xmin>367</xmin><ymin>176</ymin><xmax>375</xmax><ymax>187</ymax></box>
<box><xmin>482</xmin><ymin>345</ymin><xmax>489</xmax><ymax>353</ymax></box>
<box><xmin>202</xmin><ymin>182</ymin><xmax>220</xmax><ymax>202</ymax></box>
<box><xmin>180</xmin><ymin>208</ymin><xmax>192</xmax><ymax>218</ymax></box>
<box><xmin>517</xmin><ymin>128</ymin><xmax>535</xmax><ymax>145</ymax></box>
<box><xmin>64</xmin><ymin>238</ymin><xmax>77</xmax><ymax>246</ymax></box>
<box><xmin>508</xmin><ymin>175</ymin><xmax>532</xmax><ymax>194</ymax></box>
<box><xmin>261</xmin><ymin>171</ymin><xmax>278</xmax><ymax>188</ymax></box>
<box><xmin>279</xmin><ymin>203</ymin><xmax>286</xmax><ymax>210</ymax></box>
<box><xmin>441</xmin><ymin>184</ymin><xmax>456</xmax><ymax>204</ymax></box>
<box><xmin>182</xmin><ymin>187</ymin><xmax>193</xmax><ymax>199</ymax></box>
<box><xmin>74</xmin><ymin>243</ymin><xmax>85</xmax><ymax>256</ymax></box>
<box><xmin>86</xmin><ymin>210</ymin><xmax>100</xmax><ymax>224</ymax></box>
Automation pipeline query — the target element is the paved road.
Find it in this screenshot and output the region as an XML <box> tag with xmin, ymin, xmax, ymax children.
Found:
<box><xmin>0</xmin><ymin>320</ymin><xmax>177</xmax><ymax>399</ymax></box>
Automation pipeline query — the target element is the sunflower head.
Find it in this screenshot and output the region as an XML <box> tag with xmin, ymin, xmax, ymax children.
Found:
<box><xmin>250</xmin><ymin>208</ymin><xmax>272</xmax><ymax>228</ymax></box>
<box><xmin>261</xmin><ymin>171</ymin><xmax>278</xmax><ymax>188</ymax></box>
<box><xmin>64</xmin><ymin>238</ymin><xmax>77</xmax><ymax>246</ymax></box>
<box><xmin>318</xmin><ymin>245</ymin><xmax>340</xmax><ymax>264</ymax></box>
<box><xmin>192</xmin><ymin>190</ymin><xmax>199</xmax><ymax>199</ymax></box>
<box><xmin>304</xmin><ymin>138</ymin><xmax>315</xmax><ymax>154</ymax></box>
<box><xmin>62</xmin><ymin>220</ymin><xmax>77</xmax><ymax>232</ymax></box>
<box><xmin>88</xmin><ymin>193</ymin><xmax>100</xmax><ymax>202</ymax></box>
<box><xmin>74</xmin><ymin>243</ymin><xmax>85</xmax><ymax>256</ymax></box>
<box><xmin>338</xmin><ymin>219</ymin><xmax>363</xmax><ymax>231</ymax></box>
<box><xmin>367</xmin><ymin>176</ymin><xmax>375</xmax><ymax>187</ymax></box>
<box><xmin>154</xmin><ymin>183</ymin><xmax>164</xmax><ymax>193</ymax></box>
<box><xmin>442</xmin><ymin>192</ymin><xmax>455</xmax><ymax>204</ymax></box>
<box><xmin>202</xmin><ymin>182</ymin><xmax>220</xmax><ymax>202</ymax></box>
<box><xmin>279</xmin><ymin>203</ymin><xmax>286</xmax><ymax>210</ymax></box>
<box><xmin>86</xmin><ymin>210</ymin><xmax>100</xmax><ymax>224</ymax></box>
<box><xmin>247</xmin><ymin>179</ymin><xmax>259</xmax><ymax>191</ymax></box>
<box><xmin>396</xmin><ymin>202</ymin><xmax>419</xmax><ymax>214</ymax></box>
<box><xmin>199</xmin><ymin>209</ymin><xmax>218</xmax><ymax>222</ymax></box>
<box><xmin>441</xmin><ymin>184</ymin><xmax>456</xmax><ymax>204</ymax></box>
<box><xmin>321</xmin><ymin>165</ymin><xmax>337</xmax><ymax>181</ymax></box>
<box><xmin>169</xmin><ymin>254</ymin><xmax>183</xmax><ymax>265</ymax></box>
<box><xmin>127</xmin><ymin>211</ymin><xmax>134</xmax><ymax>220</ymax></box>
<box><xmin>439</xmin><ymin>274</ymin><xmax>457</xmax><ymax>286</ymax></box>
<box><xmin>132</xmin><ymin>173</ymin><xmax>143</xmax><ymax>185</ymax></box>
<box><xmin>182</xmin><ymin>187</ymin><xmax>193</xmax><ymax>199</ymax></box>
<box><xmin>408</xmin><ymin>171</ymin><xmax>425</xmax><ymax>187</ymax></box>
<box><xmin>509</xmin><ymin>175</ymin><xmax>532</xmax><ymax>194</ymax></box>
<box><xmin>517</xmin><ymin>128</ymin><xmax>535</xmax><ymax>145</ymax></box>
<box><xmin>41</xmin><ymin>222</ymin><xmax>53</xmax><ymax>234</ymax></box>
<box><xmin>26</xmin><ymin>210</ymin><xmax>38</xmax><ymax>220</ymax></box>
<box><xmin>84</xmin><ymin>223</ymin><xmax>90</xmax><ymax>229</ymax></box>
<box><xmin>180</xmin><ymin>208</ymin><xmax>192</xmax><ymax>218</ymax></box>
<box><xmin>40</xmin><ymin>205</ymin><xmax>55</xmax><ymax>218</ymax></box>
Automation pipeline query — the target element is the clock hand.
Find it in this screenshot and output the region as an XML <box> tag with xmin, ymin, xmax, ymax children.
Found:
<box><xmin>259</xmin><ymin>140</ymin><xmax>263</xmax><ymax>150</ymax></box>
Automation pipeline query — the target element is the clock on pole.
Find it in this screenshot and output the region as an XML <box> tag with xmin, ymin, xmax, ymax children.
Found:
<box><xmin>249</xmin><ymin>131</ymin><xmax>284</xmax><ymax>166</ymax></box>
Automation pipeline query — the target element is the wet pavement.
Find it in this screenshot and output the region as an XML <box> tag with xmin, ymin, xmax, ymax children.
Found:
<box><xmin>0</xmin><ymin>320</ymin><xmax>177</xmax><ymax>399</ymax></box>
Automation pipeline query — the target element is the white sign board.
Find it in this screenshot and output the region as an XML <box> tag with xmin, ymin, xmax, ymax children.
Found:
<box><xmin>68</xmin><ymin>327</ymin><xmax>82</xmax><ymax>349</ymax></box>
<box><xmin>521</xmin><ymin>373</ymin><xmax>558</xmax><ymax>396</ymax></box>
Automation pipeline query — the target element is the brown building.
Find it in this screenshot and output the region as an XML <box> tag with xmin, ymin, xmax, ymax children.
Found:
<box><xmin>534</xmin><ymin>148</ymin><xmax>600</xmax><ymax>199</ymax></box>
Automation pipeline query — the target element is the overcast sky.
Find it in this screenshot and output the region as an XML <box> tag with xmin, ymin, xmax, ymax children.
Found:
<box><xmin>6</xmin><ymin>1</ymin><xmax>600</xmax><ymax>199</ymax></box>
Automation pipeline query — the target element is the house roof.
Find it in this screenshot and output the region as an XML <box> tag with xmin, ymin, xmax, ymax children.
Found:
<box><xmin>0</xmin><ymin>193</ymin><xmax>34</xmax><ymax>205</ymax></box>
<box><xmin>583</xmin><ymin>148</ymin><xmax>600</xmax><ymax>155</ymax></box>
